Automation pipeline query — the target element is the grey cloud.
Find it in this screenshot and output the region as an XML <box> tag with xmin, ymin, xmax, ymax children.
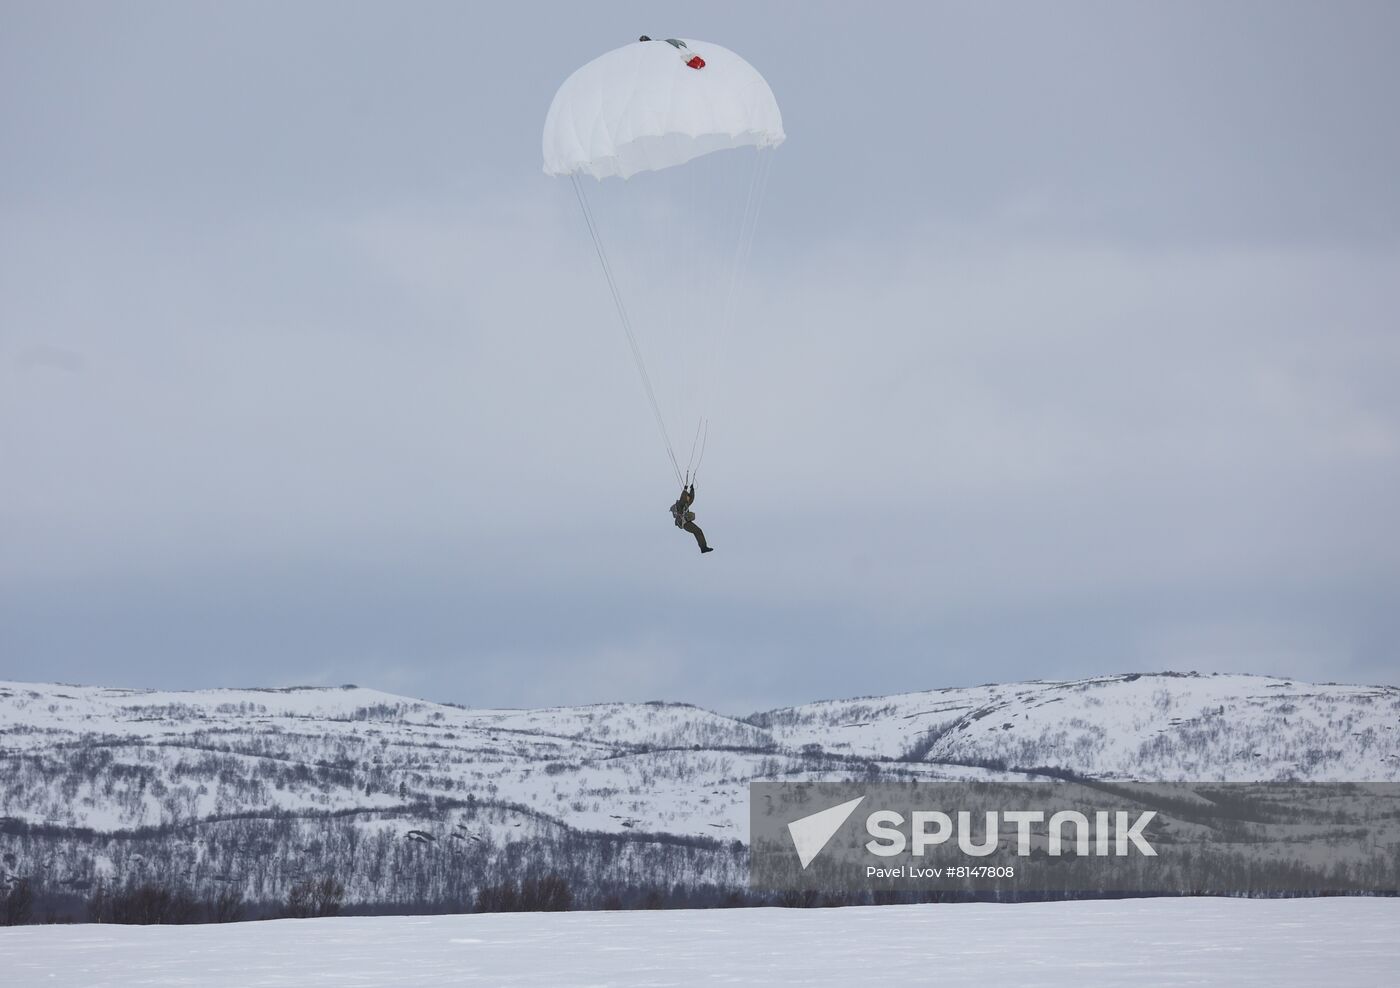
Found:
<box><xmin>15</xmin><ymin>345</ymin><xmax>86</xmax><ymax>373</ymax></box>
<box><xmin>2</xmin><ymin>2</ymin><xmax>1397</xmax><ymax>708</ymax></box>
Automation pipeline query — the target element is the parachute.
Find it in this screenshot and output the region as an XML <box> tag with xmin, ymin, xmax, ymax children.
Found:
<box><xmin>543</xmin><ymin>37</ymin><xmax>784</xmax><ymax>486</ymax></box>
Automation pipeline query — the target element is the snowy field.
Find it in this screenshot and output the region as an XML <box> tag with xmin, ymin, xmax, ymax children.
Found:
<box><xmin>4</xmin><ymin>898</ymin><xmax>1396</xmax><ymax>987</ymax></box>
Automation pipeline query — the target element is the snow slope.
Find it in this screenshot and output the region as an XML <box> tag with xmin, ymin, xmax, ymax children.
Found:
<box><xmin>3</xmin><ymin>898</ymin><xmax>1396</xmax><ymax>987</ymax></box>
<box><xmin>3</xmin><ymin>672</ymin><xmax>1397</xmax><ymax>911</ymax></box>
<box><xmin>754</xmin><ymin>672</ymin><xmax>1400</xmax><ymax>779</ymax></box>
<box><xmin>2</xmin><ymin>672</ymin><xmax>1397</xmax><ymax>840</ymax></box>
<box><xmin>0</xmin><ymin>681</ymin><xmax>791</xmax><ymax>841</ymax></box>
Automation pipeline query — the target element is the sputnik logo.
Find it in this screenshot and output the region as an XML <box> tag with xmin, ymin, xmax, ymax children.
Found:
<box><xmin>787</xmin><ymin>796</ymin><xmax>865</xmax><ymax>869</ymax></box>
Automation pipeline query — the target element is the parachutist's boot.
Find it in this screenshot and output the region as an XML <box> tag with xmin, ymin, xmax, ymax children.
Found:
<box><xmin>701</xmin><ymin>546</ymin><xmax>714</xmax><ymax>554</ymax></box>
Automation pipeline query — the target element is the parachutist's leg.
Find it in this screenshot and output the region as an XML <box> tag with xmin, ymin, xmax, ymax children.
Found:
<box><xmin>683</xmin><ymin>521</ymin><xmax>712</xmax><ymax>553</ymax></box>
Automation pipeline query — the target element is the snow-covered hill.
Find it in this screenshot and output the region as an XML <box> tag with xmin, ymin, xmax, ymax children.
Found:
<box><xmin>2</xmin><ymin>672</ymin><xmax>1396</xmax><ymax>913</ymax></box>
<box><xmin>753</xmin><ymin>672</ymin><xmax>1400</xmax><ymax>779</ymax></box>
<box><xmin>3</xmin><ymin>672</ymin><xmax>1398</xmax><ymax>838</ymax></box>
<box><xmin>0</xmin><ymin>682</ymin><xmax>787</xmax><ymax>840</ymax></box>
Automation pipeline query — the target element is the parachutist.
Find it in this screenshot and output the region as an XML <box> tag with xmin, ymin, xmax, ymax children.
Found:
<box><xmin>670</xmin><ymin>484</ymin><xmax>713</xmax><ymax>553</ymax></box>
<box><xmin>545</xmin><ymin>39</ymin><xmax>781</xmax><ymax>524</ymax></box>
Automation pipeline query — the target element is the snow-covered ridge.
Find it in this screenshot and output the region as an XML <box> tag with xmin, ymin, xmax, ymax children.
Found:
<box><xmin>2</xmin><ymin>672</ymin><xmax>1398</xmax><ymax>844</ymax></box>
<box><xmin>751</xmin><ymin>672</ymin><xmax>1400</xmax><ymax>780</ymax></box>
<box><xmin>0</xmin><ymin>682</ymin><xmax>766</xmax><ymax>751</ymax></box>
<box><xmin>3</xmin><ymin>672</ymin><xmax>1397</xmax><ymax>912</ymax></box>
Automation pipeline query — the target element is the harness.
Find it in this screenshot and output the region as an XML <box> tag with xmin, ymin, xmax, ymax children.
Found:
<box><xmin>670</xmin><ymin>487</ymin><xmax>694</xmax><ymax>528</ymax></box>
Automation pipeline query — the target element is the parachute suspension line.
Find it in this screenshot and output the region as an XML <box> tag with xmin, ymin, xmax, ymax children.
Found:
<box><xmin>691</xmin><ymin>417</ymin><xmax>711</xmax><ymax>481</ymax></box>
<box><xmin>727</xmin><ymin>151</ymin><xmax>773</xmax><ymax>388</ymax></box>
<box><xmin>684</xmin><ymin>416</ymin><xmax>713</xmax><ymax>481</ymax></box>
<box><xmin>724</xmin><ymin>149</ymin><xmax>774</xmax><ymax>339</ymax></box>
<box><xmin>695</xmin><ymin>147</ymin><xmax>775</xmax><ymax>455</ymax></box>
<box><xmin>683</xmin><ymin>160</ymin><xmax>701</xmax><ymax>466</ymax></box>
<box><xmin>680</xmin><ymin>149</ymin><xmax>762</xmax><ymax>481</ymax></box>
<box><xmin>571</xmin><ymin>173</ymin><xmax>684</xmax><ymax>488</ymax></box>
<box><xmin>695</xmin><ymin>154</ymin><xmax>755</xmax><ymax>442</ymax></box>
<box><xmin>685</xmin><ymin>417</ymin><xmax>705</xmax><ymax>479</ymax></box>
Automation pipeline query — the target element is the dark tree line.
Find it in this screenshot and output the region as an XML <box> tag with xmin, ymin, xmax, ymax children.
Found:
<box><xmin>284</xmin><ymin>877</ymin><xmax>344</xmax><ymax>918</ymax></box>
<box><xmin>2</xmin><ymin>879</ymin><xmax>34</xmax><ymax>926</ymax></box>
<box><xmin>475</xmin><ymin>875</ymin><xmax>572</xmax><ymax>912</ymax></box>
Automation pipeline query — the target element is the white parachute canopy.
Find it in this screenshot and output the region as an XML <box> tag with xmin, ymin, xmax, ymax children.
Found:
<box><xmin>544</xmin><ymin>38</ymin><xmax>782</xmax><ymax>488</ymax></box>
<box><xmin>543</xmin><ymin>39</ymin><xmax>785</xmax><ymax>180</ymax></box>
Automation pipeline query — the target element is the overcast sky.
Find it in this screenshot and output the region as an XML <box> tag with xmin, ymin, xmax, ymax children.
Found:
<box><xmin>4</xmin><ymin>2</ymin><xmax>1398</xmax><ymax>713</ymax></box>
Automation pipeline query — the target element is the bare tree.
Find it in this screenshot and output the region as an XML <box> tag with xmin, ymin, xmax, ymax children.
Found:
<box><xmin>2</xmin><ymin>879</ymin><xmax>34</xmax><ymax>926</ymax></box>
